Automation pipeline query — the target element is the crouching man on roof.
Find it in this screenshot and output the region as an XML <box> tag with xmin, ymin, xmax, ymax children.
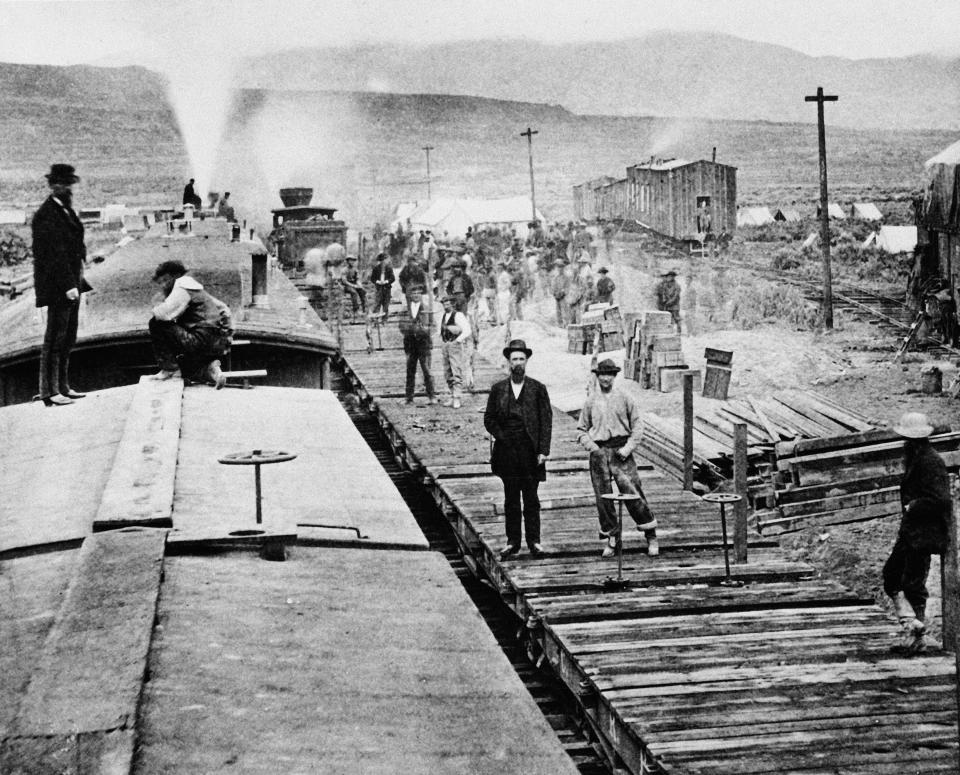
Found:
<box><xmin>577</xmin><ymin>359</ymin><xmax>659</xmax><ymax>558</ymax></box>
<box><xmin>148</xmin><ymin>260</ymin><xmax>233</xmax><ymax>389</ymax></box>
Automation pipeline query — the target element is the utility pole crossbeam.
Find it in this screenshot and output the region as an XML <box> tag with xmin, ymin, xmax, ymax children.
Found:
<box><xmin>805</xmin><ymin>86</ymin><xmax>839</xmax><ymax>330</ymax></box>
<box><xmin>520</xmin><ymin>127</ymin><xmax>539</xmax><ymax>223</ymax></box>
<box><xmin>422</xmin><ymin>145</ymin><xmax>434</xmax><ymax>200</ymax></box>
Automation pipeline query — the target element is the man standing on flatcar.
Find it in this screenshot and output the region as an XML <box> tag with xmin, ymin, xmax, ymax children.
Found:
<box><xmin>883</xmin><ymin>412</ymin><xmax>951</xmax><ymax>655</ymax></box>
<box><xmin>369</xmin><ymin>252</ymin><xmax>395</xmax><ymax>319</ymax></box>
<box><xmin>398</xmin><ymin>285</ymin><xmax>436</xmax><ymax>405</ymax></box>
<box><xmin>577</xmin><ymin>359</ymin><xmax>659</xmax><ymax>558</ymax></box>
<box><xmin>484</xmin><ymin>340</ymin><xmax>552</xmax><ymax>559</ymax></box>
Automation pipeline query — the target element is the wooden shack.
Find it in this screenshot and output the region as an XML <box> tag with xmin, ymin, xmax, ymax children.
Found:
<box><xmin>572</xmin><ymin>176</ymin><xmax>616</xmax><ymax>222</ymax></box>
<box><xmin>918</xmin><ymin>139</ymin><xmax>960</xmax><ymax>299</ymax></box>
<box><xmin>626</xmin><ymin>158</ymin><xmax>737</xmax><ymax>241</ymax></box>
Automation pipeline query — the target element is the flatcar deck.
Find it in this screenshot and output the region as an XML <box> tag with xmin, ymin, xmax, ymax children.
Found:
<box><xmin>0</xmin><ymin>380</ymin><xmax>579</xmax><ymax>774</ymax></box>
<box><xmin>338</xmin><ymin>322</ymin><xmax>959</xmax><ymax>773</ymax></box>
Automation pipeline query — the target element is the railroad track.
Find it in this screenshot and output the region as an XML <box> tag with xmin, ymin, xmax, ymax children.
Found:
<box><xmin>330</xmin><ymin>371</ymin><xmax>611</xmax><ymax>775</ymax></box>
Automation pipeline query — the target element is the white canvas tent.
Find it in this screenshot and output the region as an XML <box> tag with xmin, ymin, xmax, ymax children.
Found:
<box><xmin>736</xmin><ymin>207</ymin><xmax>774</xmax><ymax>227</ymax></box>
<box><xmin>774</xmin><ymin>208</ymin><xmax>801</xmax><ymax>222</ymax></box>
<box><xmin>862</xmin><ymin>225</ymin><xmax>917</xmax><ymax>254</ymax></box>
<box><xmin>851</xmin><ymin>203</ymin><xmax>883</xmax><ymax>221</ymax></box>
<box><xmin>396</xmin><ymin>196</ymin><xmax>545</xmax><ymax>240</ymax></box>
<box><xmin>0</xmin><ymin>209</ymin><xmax>26</xmax><ymax>225</ymax></box>
<box><xmin>817</xmin><ymin>202</ymin><xmax>846</xmax><ymax>219</ymax></box>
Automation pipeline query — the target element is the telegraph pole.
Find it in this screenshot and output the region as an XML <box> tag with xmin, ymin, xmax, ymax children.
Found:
<box><xmin>805</xmin><ymin>86</ymin><xmax>839</xmax><ymax>329</ymax></box>
<box><xmin>520</xmin><ymin>127</ymin><xmax>539</xmax><ymax>223</ymax></box>
<box><xmin>422</xmin><ymin>145</ymin><xmax>434</xmax><ymax>200</ymax></box>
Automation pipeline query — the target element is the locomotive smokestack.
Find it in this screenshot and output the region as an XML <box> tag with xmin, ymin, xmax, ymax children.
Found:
<box><xmin>251</xmin><ymin>249</ymin><xmax>270</xmax><ymax>308</ymax></box>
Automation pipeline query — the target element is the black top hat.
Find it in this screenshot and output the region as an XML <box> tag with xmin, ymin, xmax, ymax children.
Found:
<box><xmin>503</xmin><ymin>339</ymin><xmax>533</xmax><ymax>359</ymax></box>
<box><xmin>375</xmin><ymin>252</ymin><xmax>386</xmax><ymax>260</ymax></box>
<box><xmin>45</xmin><ymin>163</ymin><xmax>79</xmax><ymax>185</ymax></box>
<box><xmin>661</xmin><ymin>270</ymin><xmax>677</xmax><ymax>277</ymax></box>
<box><xmin>592</xmin><ymin>358</ymin><xmax>621</xmax><ymax>375</ymax></box>
<box><xmin>597</xmin><ymin>267</ymin><xmax>609</xmax><ymax>274</ymax></box>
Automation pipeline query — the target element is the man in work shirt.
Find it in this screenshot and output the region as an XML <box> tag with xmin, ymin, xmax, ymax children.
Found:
<box><xmin>438</xmin><ymin>294</ymin><xmax>471</xmax><ymax>409</ymax></box>
<box><xmin>149</xmin><ymin>260</ymin><xmax>233</xmax><ymax>388</ymax></box>
<box><xmin>577</xmin><ymin>359</ymin><xmax>658</xmax><ymax>558</ymax></box>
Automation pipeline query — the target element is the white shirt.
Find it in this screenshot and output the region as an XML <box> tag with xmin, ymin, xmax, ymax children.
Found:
<box><xmin>410</xmin><ymin>300</ymin><xmax>421</xmax><ymax>318</ymax></box>
<box><xmin>510</xmin><ymin>379</ymin><xmax>524</xmax><ymax>400</ymax></box>
<box><xmin>439</xmin><ymin>309</ymin><xmax>471</xmax><ymax>343</ymax></box>
<box><xmin>152</xmin><ymin>275</ymin><xmax>204</xmax><ymax>321</ymax></box>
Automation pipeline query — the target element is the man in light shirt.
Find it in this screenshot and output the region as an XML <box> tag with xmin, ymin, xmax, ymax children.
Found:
<box><xmin>576</xmin><ymin>359</ymin><xmax>659</xmax><ymax>558</ymax></box>
<box><xmin>438</xmin><ymin>294</ymin><xmax>471</xmax><ymax>409</ymax></box>
<box><xmin>148</xmin><ymin>260</ymin><xmax>233</xmax><ymax>388</ymax></box>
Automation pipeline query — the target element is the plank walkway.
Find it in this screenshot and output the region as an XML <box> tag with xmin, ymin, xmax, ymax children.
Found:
<box><xmin>338</xmin><ymin>327</ymin><xmax>960</xmax><ymax>774</ymax></box>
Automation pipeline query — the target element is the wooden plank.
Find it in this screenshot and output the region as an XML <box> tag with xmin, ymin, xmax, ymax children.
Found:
<box><xmin>93</xmin><ymin>376</ymin><xmax>182</xmax><ymax>531</ymax></box>
<box><xmin>794</xmin><ymin>388</ymin><xmax>876</xmax><ymax>431</ymax></box>
<box><xmin>12</xmin><ymin>529</ymin><xmax>167</xmax><ymax>736</ymax></box>
<box><xmin>746</xmin><ymin>396</ymin><xmax>779</xmax><ymax>443</ymax></box>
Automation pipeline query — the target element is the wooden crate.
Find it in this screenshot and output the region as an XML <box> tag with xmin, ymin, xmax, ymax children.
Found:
<box><xmin>702</xmin><ymin>364</ymin><xmax>732</xmax><ymax>399</ymax></box>
<box><xmin>658</xmin><ymin>367</ymin><xmax>702</xmax><ymax>393</ymax></box>
<box><xmin>704</xmin><ymin>347</ymin><xmax>733</xmax><ymax>365</ymax></box>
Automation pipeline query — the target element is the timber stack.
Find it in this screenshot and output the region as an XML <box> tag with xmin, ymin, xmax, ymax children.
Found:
<box><xmin>622</xmin><ymin>310</ymin><xmax>689</xmax><ymax>389</ymax></box>
<box><xmin>567</xmin><ymin>303</ymin><xmax>624</xmax><ymax>354</ymax></box>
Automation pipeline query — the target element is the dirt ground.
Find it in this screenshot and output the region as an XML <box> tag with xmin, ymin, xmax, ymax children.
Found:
<box><xmin>477</xmin><ymin>237</ymin><xmax>960</xmax><ymax>642</ymax></box>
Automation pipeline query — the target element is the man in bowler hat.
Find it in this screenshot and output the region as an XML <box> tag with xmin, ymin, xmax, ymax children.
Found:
<box><xmin>32</xmin><ymin>163</ymin><xmax>91</xmax><ymax>406</ymax></box>
<box><xmin>484</xmin><ymin>340</ymin><xmax>552</xmax><ymax>558</ymax></box>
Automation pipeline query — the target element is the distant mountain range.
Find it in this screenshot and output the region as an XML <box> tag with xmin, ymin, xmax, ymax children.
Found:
<box><xmin>236</xmin><ymin>33</ymin><xmax>960</xmax><ymax>130</ymax></box>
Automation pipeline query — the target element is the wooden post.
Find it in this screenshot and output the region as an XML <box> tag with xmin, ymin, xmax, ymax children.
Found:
<box><xmin>682</xmin><ymin>372</ymin><xmax>694</xmax><ymax>491</ymax></box>
<box><xmin>805</xmin><ymin>86</ymin><xmax>838</xmax><ymax>330</ymax></box>
<box><xmin>520</xmin><ymin>127</ymin><xmax>539</xmax><ymax>223</ymax></box>
<box><xmin>733</xmin><ymin>423</ymin><xmax>749</xmax><ymax>564</ymax></box>
<box><xmin>321</xmin><ymin>357</ymin><xmax>331</xmax><ymax>389</ymax></box>
<box><xmin>943</xmin><ymin>475</ymin><xmax>960</xmax><ymax>650</ymax></box>
<box><xmin>422</xmin><ymin>145</ymin><xmax>434</xmax><ymax>200</ymax></box>
<box><xmin>948</xmin><ymin>476</ymin><xmax>960</xmax><ymax>771</ymax></box>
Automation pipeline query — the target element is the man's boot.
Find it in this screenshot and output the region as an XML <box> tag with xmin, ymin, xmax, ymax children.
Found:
<box><xmin>892</xmin><ymin>592</ymin><xmax>926</xmax><ymax>654</ymax></box>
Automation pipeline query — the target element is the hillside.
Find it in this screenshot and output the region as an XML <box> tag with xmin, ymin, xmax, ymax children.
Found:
<box><xmin>0</xmin><ymin>61</ymin><xmax>955</xmax><ymax>228</ymax></box>
<box><xmin>239</xmin><ymin>33</ymin><xmax>960</xmax><ymax>131</ymax></box>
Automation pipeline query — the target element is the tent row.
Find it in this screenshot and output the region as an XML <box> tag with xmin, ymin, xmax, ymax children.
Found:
<box><xmin>737</xmin><ymin>202</ymin><xmax>885</xmax><ymax>227</ymax></box>
<box><xmin>389</xmin><ymin>196</ymin><xmax>545</xmax><ymax>240</ymax></box>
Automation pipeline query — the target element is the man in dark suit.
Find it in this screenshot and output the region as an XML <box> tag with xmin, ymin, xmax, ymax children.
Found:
<box><xmin>397</xmin><ymin>285</ymin><xmax>436</xmax><ymax>405</ymax></box>
<box><xmin>484</xmin><ymin>339</ymin><xmax>552</xmax><ymax>559</ymax></box>
<box><xmin>32</xmin><ymin>163</ymin><xmax>91</xmax><ymax>406</ymax></box>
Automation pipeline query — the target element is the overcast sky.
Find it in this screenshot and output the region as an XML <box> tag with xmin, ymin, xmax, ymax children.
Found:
<box><xmin>2</xmin><ymin>0</ymin><xmax>958</xmax><ymax>66</ymax></box>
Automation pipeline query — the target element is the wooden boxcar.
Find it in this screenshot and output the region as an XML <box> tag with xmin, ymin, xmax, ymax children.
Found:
<box><xmin>574</xmin><ymin>158</ymin><xmax>737</xmax><ymax>242</ymax></box>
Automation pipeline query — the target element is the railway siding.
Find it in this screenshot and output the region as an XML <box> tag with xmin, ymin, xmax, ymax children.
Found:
<box><xmin>339</xmin><ymin>328</ymin><xmax>959</xmax><ymax>774</ymax></box>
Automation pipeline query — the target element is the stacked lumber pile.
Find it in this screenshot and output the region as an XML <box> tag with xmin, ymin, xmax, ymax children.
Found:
<box><xmin>568</xmin><ymin>304</ymin><xmax>624</xmax><ymax>354</ymax></box>
<box><xmin>634</xmin><ymin>389</ymin><xmax>878</xmax><ymax>487</ymax></box>
<box><xmin>755</xmin><ymin>426</ymin><xmax>960</xmax><ymax>535</ymax></box>
<box><xmin>622</xmin><ymin>310</ymin><xmax>689</xmax><ymax>389</ymax></box>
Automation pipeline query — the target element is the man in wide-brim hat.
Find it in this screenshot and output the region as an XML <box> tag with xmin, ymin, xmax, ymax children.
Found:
<box><xmin>655</xmin><ymin>269</ymin><xmax>681</xmax><ymax>332</ymax></box>
<box><xmin>577</xmin><ymin>358</ymin><xmax>659</xmax><ymax>558</ymax></box>
<box><xmin>883</xmin><ymin>412</ymin><xmax>950</xmax><ymax>654</ymax></box>
<box><xmin>32</xmin><ymin>163</ymin><xmax>91</xmax><ymax>406</ymax></box>
<box><xmin>484</xmin><ymin>339</ymin><xmax>552</xmax><ymax>559</ymax></box>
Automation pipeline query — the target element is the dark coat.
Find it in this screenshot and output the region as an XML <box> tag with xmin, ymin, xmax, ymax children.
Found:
<box><xmin>484</xmin><ymin>377</ymin><xmax>552</xmax><ymax>480</ymax></box>
<box><xmin>900</xmin><ymin>442</ymin><xmax>951</xmax><ymax>553</ymax></box>
<box><xmin>397</xmin><ymin>301</ymin><xmax>432</xmax><ymax>353</ymax></box>
<box><xmin>31</xmin><ymin>196</ymin><xmax>90</xmax><ymax>307</ymax></box>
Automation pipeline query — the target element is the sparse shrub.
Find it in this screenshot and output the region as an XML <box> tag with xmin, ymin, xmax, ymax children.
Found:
<box><xmin>728</xmin><ymin>280</ymin><xmax>820</xmax><ymax>330</ymax></box>
<box><xmin>771</xmin><ymin>246</ymin><xmax>801</xmax><ymax>271</ymax></box>
<box><xmin>0</xmin><ymin>229</ymin><xmax>29</xmax><ymax>267</ymax></box>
